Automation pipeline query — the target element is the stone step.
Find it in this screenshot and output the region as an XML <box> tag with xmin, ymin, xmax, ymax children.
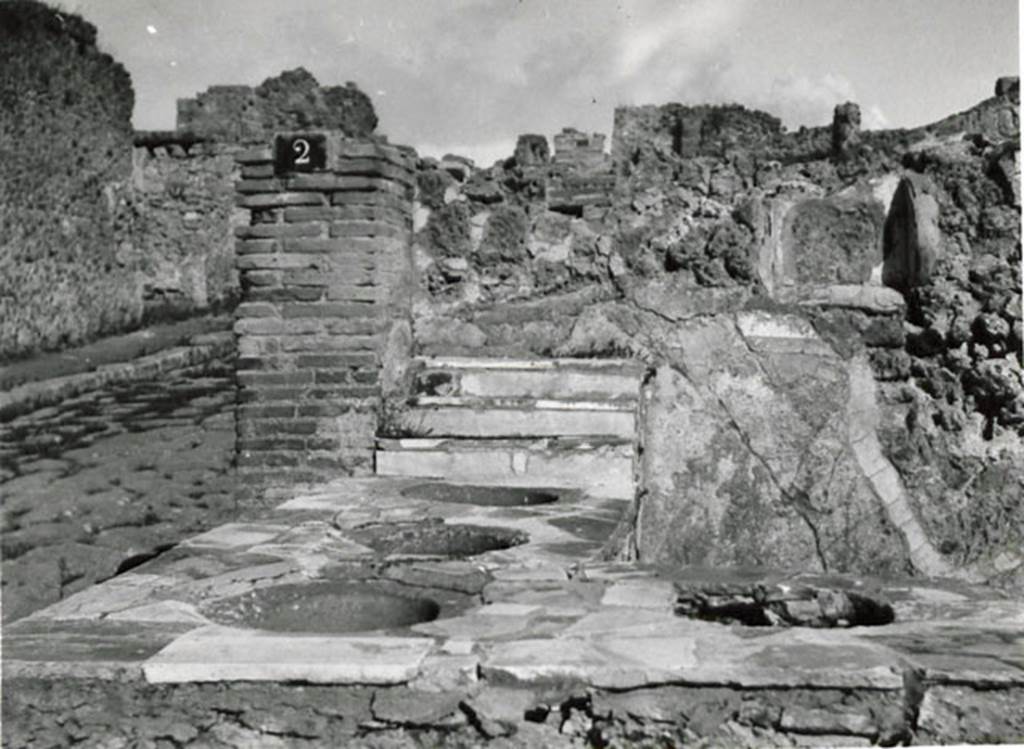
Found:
<box><xmin>413</xmin><ymin>356</ymin><xmax>644</xmax><ymax>402</ymax></box>
<box><xmin>403</xmin><ymin>396</ymin><xmax>636</xmax><ymax>438</ymax></box>
<box><xmin>375</xmin><ymin>437</ymin><xmax>635</xmax><ymax>499</ymax></box>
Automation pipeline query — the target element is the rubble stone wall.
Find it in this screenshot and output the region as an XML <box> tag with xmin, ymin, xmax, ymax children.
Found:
<box><xmin>0</xmin><ymin>1</ymin><xmax>136</xmax><ymax>361</ymax></box>
<box><xmin>406</xmin><ymin>80</ymin><xmax>1022</xmax><ymax>585</ymax></box>
<box><xmin>118</xmin><ymin>136</ymin><xmax>244</xmax><ymax>322</ymax></box>
<box><xmin>5</xmin><ymin>675</ymin><xmax>1022</xmax><ymax>747</ymax></box>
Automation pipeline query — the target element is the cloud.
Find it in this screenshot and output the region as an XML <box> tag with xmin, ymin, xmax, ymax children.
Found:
<box><xmin>862</xmin><ymin>104</ymin><xmax>890</xmax><ymax>130</ymax></box>
<box><xmin>767</xmin><ymin>74</ymin><xmax>890</xmax><ymax>130</ymax></box>
<box><xmin>611</xmin><ymin>0</ymin><xmax>750</xmax><ymax>100</ymax></box>
<box><xmin>416</xmin><ymin>138</ymin><xmax>517</xmax><ymax>168</ymax></box>
<box><xmin>714</xmin><ymin>69</ymin><xmax>891</xmax><ymax>131</ymax></box>
<box><xmin>73</xmin><ymin>0</ymin><xmax>897</xmax><ymax>152</ymax></box>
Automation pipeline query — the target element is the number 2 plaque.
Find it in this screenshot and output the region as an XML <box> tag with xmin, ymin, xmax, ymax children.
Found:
<box><xmin>273</xmin><ymin>134</ymin><xmax>327</xmax><ymax>175</ymax></box>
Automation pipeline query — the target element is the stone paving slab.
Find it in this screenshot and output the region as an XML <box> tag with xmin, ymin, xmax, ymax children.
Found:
<box><xmin>480</xmin><ymin>628</ymin><xmax>907</xmax><ymax>690</ymax></box>
<box><xmin>143</xmin><ymin>626</ymin><xmax>434</xmax><ymax>684</ymax></box>
<box><xmin>862</xmin><ymin>624</ymin><xmax>1024</xmax><ymax>685</ymax></box>
<box><xmin>18</xmin><ymin>573</ymin><xmax>183</xmax><ymax>622</ymax></box>
<box><xmin>181</xmin><ymin>522</ymin><xmax>292</xmax><ymax>549</ymax></box>
<box><xmin>3</xmin><ymin>618</ymin><xmax>197</xmax><ymax>680</ymax></box>
<box><xmin>600</xmin><ymin>578</ymin><xmax>676</xmax><ymax>609</ymax></box>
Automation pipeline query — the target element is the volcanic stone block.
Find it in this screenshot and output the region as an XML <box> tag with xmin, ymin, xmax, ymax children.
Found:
<box><xmin>882</xmin><ymin>174</ymin><xmax>942</xmax><ymax>289</ymax></box>
<box><xmin>780</xmin><ymin>194</ymin><xmax>885</xmax><ymax>284</ymax></box>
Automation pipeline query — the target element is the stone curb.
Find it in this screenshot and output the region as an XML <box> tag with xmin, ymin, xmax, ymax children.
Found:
<box><xmin>0</xmin><ymin>331</ymin><xmax>235</xmax><ymax>422</ymax></box>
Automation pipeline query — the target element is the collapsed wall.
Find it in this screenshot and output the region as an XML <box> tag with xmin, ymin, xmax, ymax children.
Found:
<box><xmin>177</xmin><ymin>68</ymin><xmax>377</xmax><ymax>143</ymax></box>
<box><xmin>0</xmin><ymin>1</ymin><xmax>136</xmax><ymax>360</ymax></box>
<box><xmin>405</xmin><ymin>81</ymin><xmax>1022</xmax><ymax>586</ymax></box>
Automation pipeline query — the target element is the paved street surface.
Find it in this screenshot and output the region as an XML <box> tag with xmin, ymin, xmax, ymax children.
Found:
<box><xmin>1</xmin><ymin>360</ymin><xmax>236</xmax><ymax>622</ymax></box>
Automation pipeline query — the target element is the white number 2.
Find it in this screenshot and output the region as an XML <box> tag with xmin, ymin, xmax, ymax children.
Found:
<box><xmin>293</xmin><ymin>138</ymin><xmax>311</xmax><ymax>165</ymax></box>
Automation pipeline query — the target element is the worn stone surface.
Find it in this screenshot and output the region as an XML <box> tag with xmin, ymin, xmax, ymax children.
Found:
<box><xmin>144</xmin><ymin>628</ymin><xmax>434</xmax><ymax>684</ymax></box>
<box><xmin>916</xmin><ymin>685</ymin><xmax>1024</xmax><ymax>744</ymax></box>
<box><xmin>636</xmin><ymin>313</ymin><xmax>913</xmax><ymax>575</ymax></box>
<box><xmin>781</xmin><ymin>191</ymin><xmax>885</xmax><ymax>284</ymax></box>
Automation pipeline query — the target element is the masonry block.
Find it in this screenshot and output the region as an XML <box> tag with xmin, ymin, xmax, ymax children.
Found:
<box><xmin>235</xmin><ymin>223</ymin><xmax>322</xmax><ymax>240</ymax></box>
<box><xmin>236</xmin><ymin>178</ymin><xmax>286</xmax><ymax>194</ymax></box>
<box><xmin>296</xmin><ymin>352</ymin><xmax>378</xmax><ymax>368</ymax></box>
<box><xmin>238</xmin><ymin>192</ymin><xmax>327</xmax><ymax>209</ymax></box>
<box><xmin>282</xmin><ymin>268</ymin><xmax>375</xmax><ymax>286</ymax></box>
<box><xmin>237</xmin><ymin>253</ymin><xmax>330</xmax><ymax>271</ymax></box>
<box><xmin>332</xmin><ymin>205</ymin><xmax>410</xmax><ymax>224</ymax></box>
<box><xmin>331</xmin><ymin>191</ymin><xmax>409</xmax><ymax>209</ymax></box>
<box><xmin>247</xmin><ymin>287</ymin><xmax>325</xmax><ymax>303</ymax></box>
<box><xmin>280</xmin><ymin>302</ymin><xmax>375</xmax><ymax>319</ymax></box>
<box><xmin>234</xmin><ymin>146</ymin><xmax>273</xmax><ymax>165</ymax></box>
<box><xmin>235</xmin><ymin>302</ymin><xmax>279</xmax><ymax>319</ymax></box>
<box><xmin>239</xmin><ymin>270</ymin><xmax>281</xmax><ymax>288</ymax></box>
<box><xmin>329</xmin><ymin>221</ymin><xmax>406</xmax><ymax>238</ymax></box>
<box><xmin>284</xmin><ymin>206</ymin><xmax>341</xmax><ymax>222</ymax></box>
<box><xmin>236</xmin><ymin>355</ymin><xmax>296</xmax><ymax>371</ymax></box>
<box><xmin>241</xmin><ymin>163</ymin><xmax>275</xmax><ymax>179</ymax></box>
<box><xmin>280</xmin><ymin>338</ymin><xmax>378</xmax><ymax>356</ymax></box>
<box><xmin>236</xmin><ymin>239</ymin><xmax>279</xmax><ymax>255</ymax></box>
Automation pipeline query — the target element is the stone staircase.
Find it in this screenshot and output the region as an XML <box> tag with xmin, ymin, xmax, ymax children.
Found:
<box><xmin>374</xmin><ymin>356</ymin><xmax>644</xmax><ymax>499</ymax></box>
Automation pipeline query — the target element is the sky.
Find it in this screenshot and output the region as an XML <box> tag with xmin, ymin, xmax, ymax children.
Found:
<box><xmin>65</xmin><ymin>0</ymin><xmax>1020</xmax><ymax>165</ymax></box>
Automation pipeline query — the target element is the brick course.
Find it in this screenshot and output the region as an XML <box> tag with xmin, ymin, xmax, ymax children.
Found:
<box><xmin>233</xmin><ymin>133</ymin><xmax>413</xmax><ymax>502</ymax></box>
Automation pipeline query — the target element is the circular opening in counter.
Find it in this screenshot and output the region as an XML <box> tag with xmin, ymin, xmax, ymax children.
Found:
<box><xmin>348</xmin><ymin>522</ymin><xmax>528</xmax><ymax>558</ymax></box>
<box><xmin>401</xmin><ymin>483</ymin><xmax>561</xmax><ymax>507</ymax></box>
<box><xmin>201</xmin><ymin>581</ymin><xmax>440</xmax><ymax>634</ymax></box>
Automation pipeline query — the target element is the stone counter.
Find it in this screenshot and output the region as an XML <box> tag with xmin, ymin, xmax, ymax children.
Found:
<box><xmin>4</xmin><ymin>477</ymin><xmax>1023</xmax><ymax>746</ymax></box>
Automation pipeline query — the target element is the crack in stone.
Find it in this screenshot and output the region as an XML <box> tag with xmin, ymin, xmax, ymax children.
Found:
<box><xmin>731</xmin><ymin>318</ymin><xmax>859</xmax><ymax>571</ymax></box>
<box><xmin>669</xmin><ymin>356</ymin><xmax>832</xmax><ymax>573</ymax></box>
<box><xmin>627</xmin><ymin>293</ymin><xmax>726</xmax><ymax>326</ymax></box>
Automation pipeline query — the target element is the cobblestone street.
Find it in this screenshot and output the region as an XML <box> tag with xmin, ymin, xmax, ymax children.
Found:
<box><xmin>1</xmin><ymin>361</ymin><xmax>236</xmax><ymax>622</ymax></box>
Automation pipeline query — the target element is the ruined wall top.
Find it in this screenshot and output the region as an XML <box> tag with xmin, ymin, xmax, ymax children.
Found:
<box><xmin>553</xmin><ymin>128</ymin><xmax>608</xmax><ymax>170</ymax></box>
<box><xmin>924</xmin><ymin>76</ymin><xmax>1020</xmax><ymax>142</ymax></box>
<box><xmin>176</xmin><ymin>67</ymin><xmax>377</xmax><ymax>145</ymax></box>
<box><xmin>612</xmin><ymin>103</ymin><xmax>784</xmax><ymax>165</ymax></box>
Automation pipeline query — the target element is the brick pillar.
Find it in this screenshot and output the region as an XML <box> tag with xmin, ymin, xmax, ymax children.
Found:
<box><xmin>232</xmin><ymin>134</ymin><xmax>415</xmax><ymax>504</ymax></box>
